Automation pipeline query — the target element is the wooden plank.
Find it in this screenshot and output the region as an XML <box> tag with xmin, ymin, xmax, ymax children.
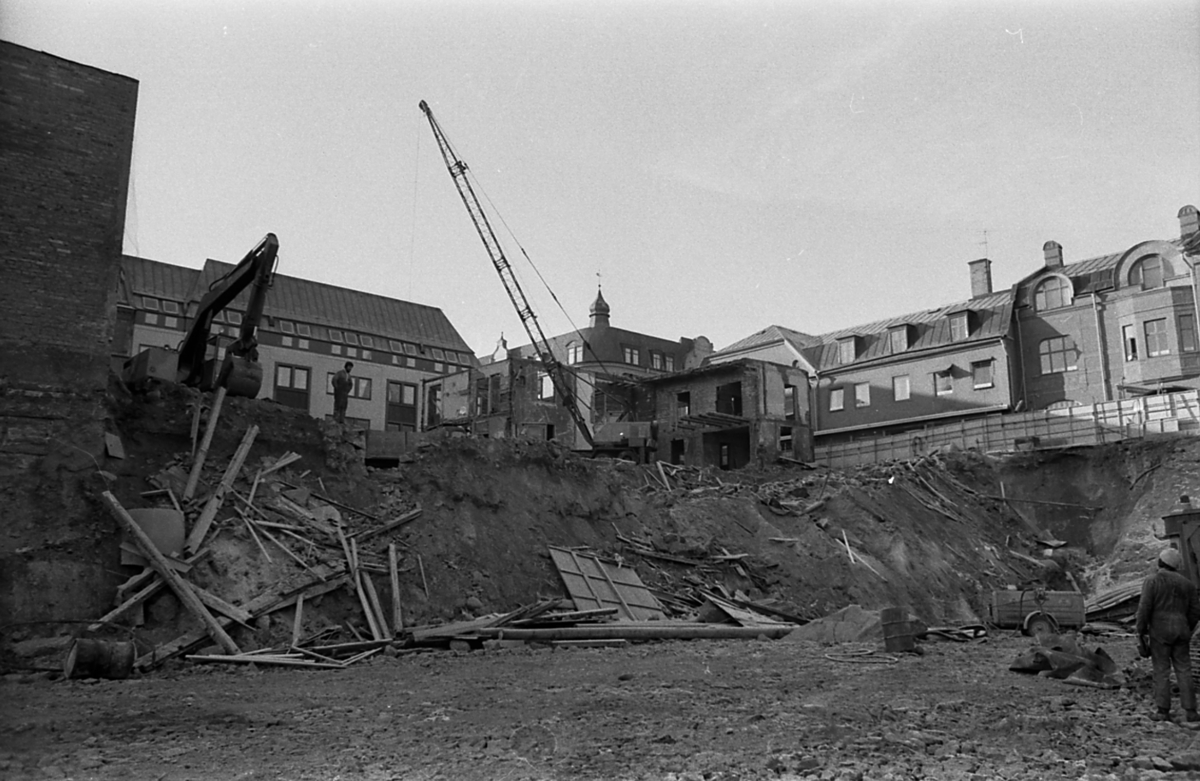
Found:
<box><xmin>184</xmin><ymin>386</ymin><xmax>227</xmax><ymax>501</ymax></box>
<box><xmin>102</xmin><ymin>491</ymin><xmax>240</xmax><ymax>655</ymax></box>
<box><xmin>353</xmin><ymin>507</ymin><xmax>423</xmax><ymax>542</ymax></box>
<box><xmin>186</xmin><ymin>654</ymin><xmax>343</xmax><ymax>670</ymax></box>
<box><xmin>191</xmin><ymin>584</ymin><xmax>253</xmax><ymax>625</ymax></box>
<box><xmin>89</xmin><ymin>578</ymin><xmax>164</xmax><ymax>631</ymax></box>
<box><xmin>187</xmin><ymin>424</ymin><xmax>259</xmax><ymax>553</ymax></box>
<box><xmin>361</xmin><ymin>572</ymin><xmax>391</xmax><ymax>640</ymax></box>
<box><xmin>388</xmin><ymin>543</ymin><xmax>404</xmax><ymax>633</ymax></box>
<box><xmin>292</xmin><ymin>592</ymin><xmax>305</xmax><ymax>647</ymax></box>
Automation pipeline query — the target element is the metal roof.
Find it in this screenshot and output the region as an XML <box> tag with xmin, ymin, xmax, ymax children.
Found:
<box><xmin>801</xmin><ymin>290</ymin><xmax>1014</xmax><ymax>371</ymax></box>
<box><xmin>120</xmin><ymin>255</ymin><xmax>473</xmax><ymax>353</ymax></box>
<box><xmin>717</xmin><ymin>324</ymin><xmax>822</xmax><ymax>355</ymax></box>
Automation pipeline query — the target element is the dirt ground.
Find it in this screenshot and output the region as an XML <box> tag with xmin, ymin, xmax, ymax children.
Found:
<box><xmin>3</xmin><ymin>630</ymin><xmax>1197</xmax><ymax>781</ymax></box>
<box><xmin>9</xmin><ymin>386</ymin><xmax>1200</xmax><ymax>780</ymax></box>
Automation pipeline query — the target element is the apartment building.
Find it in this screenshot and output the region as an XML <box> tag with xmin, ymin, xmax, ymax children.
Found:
<box><xmin>116</xmin><ymin>255</ymin><xmax>477</xmax><ymax>431</ymax></box>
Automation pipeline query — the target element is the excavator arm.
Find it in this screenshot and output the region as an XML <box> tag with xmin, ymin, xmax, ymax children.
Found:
<box><xmin>419</xmin><ymin>101</ymin><xmax>593</xmax><ymax>446</ymax></box>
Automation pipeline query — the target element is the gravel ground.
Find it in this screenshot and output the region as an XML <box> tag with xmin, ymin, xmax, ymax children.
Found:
<box><xmin>4</xmin><ymin>631</ymin><xmax>1200</xmax><ymax>781</ymax></box>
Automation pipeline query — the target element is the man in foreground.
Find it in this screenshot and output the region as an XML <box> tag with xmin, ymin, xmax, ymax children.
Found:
<box><xmin>1137</xmin><ymin>547</ymin><xmax>1200</xmax><ymax>722</ymax></box>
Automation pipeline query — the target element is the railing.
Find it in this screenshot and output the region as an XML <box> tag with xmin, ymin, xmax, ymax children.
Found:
<box><xmin>814</xmin><ymin>390</ymin><xmax>1200</xmax><ymax>468</ymax></box>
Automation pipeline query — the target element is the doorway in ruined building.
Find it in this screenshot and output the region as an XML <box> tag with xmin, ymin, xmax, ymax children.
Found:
<box><xmin>703</xmin><ymin>427</ymin><xmax>749</xmax><ymax>470</ymax></box>
<box><xmin>670</xmin><ymin>439</ymin><xmax>685</xmax><ymax>465</ymax></box>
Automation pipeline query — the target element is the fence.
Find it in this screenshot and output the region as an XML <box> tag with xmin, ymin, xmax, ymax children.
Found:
<box><xmin>814</xmin><ymin>390</ymin><xmax>1200</xmax><ymax>469</ymax></box>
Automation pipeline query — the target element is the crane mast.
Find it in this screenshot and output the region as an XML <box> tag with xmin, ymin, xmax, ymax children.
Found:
<box><xmin>418</xmin><ymin>100</ymin><xmax>594</xmax><ymax>446</ymax></box>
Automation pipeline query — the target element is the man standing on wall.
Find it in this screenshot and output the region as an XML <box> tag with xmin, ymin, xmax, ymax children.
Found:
<box><xmin>1137</xmin><ymin>547</ymin><xmax>1200</xmax><ymax>722</ymax></box>
<box><xmin>332</xmin><ymin>361</ymin><xmax>353</xmax><ymax>424</ymax></box>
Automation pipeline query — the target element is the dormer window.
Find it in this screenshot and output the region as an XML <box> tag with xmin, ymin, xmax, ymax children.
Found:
<box><xmin>567</xmin><ymin>342</ymin><xmax>583</xmax><ymax>364</ymax></box>
<box><xmin>1034</xmin><ymin>277</ymin><xmax>1072</xmax><ymax>311</ymax></box>
<box><xmin>888</xmin><ymin>326</ymin><xmax>909</xmax><ymax>353</ymax></box>
<box><xmin>948</xmin><ymin>312</ymin><xmax>969</xmax><ymax>341</ymax></box>
<box><xmin>1129</xmin><ymin>255</ymin><xmax>1164</xmax><ymax>290</ymax></box>
<box><xmin>836</xmin><ymin>337</ymin><xmax>857</xmax><ymax>364</ymax></box>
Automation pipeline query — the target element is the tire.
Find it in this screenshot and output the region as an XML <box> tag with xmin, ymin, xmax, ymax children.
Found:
<box><xmin>1023</xmin><ymin>612</ymin><xmax>1059</xmax><ymax>637</ymax></box>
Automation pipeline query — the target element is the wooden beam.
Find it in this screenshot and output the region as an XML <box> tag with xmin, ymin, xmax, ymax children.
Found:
<box><xmin>353</xmin><ymin>507</ymin><xmax>423</xmax><ymax>542</ymax></box>
<box><xmin>388</xmin><ymin>543</ymin><xmax>404</xmax><ymax>633</ymax></box>
<box><xmin>291</xmin><ymin>593</ymin><xmax>304</xmax><ymax>647</ymax></box>
<box><xmin>102</xmin><ymin>491</ymin><xmax>240</xmax><ymax>655</ymax></box>
<box><xmin>361</xmin><ymin>573</ymin><xmax>390</xmax><ymax>640</ymax></box>
<box><xmin>184</xmin><ymin>386</ymin><xmax>226</xmax><ymax>501</ymax></box>
<box><xmin>186</xmin><ymin>424</ymin><xmax>259</xmax><ymax>553</ymax></box>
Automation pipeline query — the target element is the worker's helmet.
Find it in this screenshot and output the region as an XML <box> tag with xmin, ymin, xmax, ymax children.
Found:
<box><xmin>1160</xmin><ymin>548</ymin><xmax>1183</xmax><ymax>571</ymax></box>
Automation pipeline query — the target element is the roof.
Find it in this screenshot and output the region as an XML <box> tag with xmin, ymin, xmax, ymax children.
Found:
<box><xmin>121</xmin><ymin>255</ymin><xmax>473</xmax><ymax>353</ymax></box>
<box><xmin>800</xmin><ymin>289</ymin><xmax>1014</xmax><ymax>371</ymax></box>
<box><xmin>717</xmin><ymin>324</ymin><xmax>822</xmax><ymax>355</ymax></box>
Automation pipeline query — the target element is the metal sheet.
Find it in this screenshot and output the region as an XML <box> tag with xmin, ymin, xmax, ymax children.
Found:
<box><xmin>547</xmin><ymin>546</ymin><xmax>664</xmax><ymax>621</ymax></box>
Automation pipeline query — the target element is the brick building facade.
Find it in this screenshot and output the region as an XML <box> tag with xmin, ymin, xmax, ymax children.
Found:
<box><xmin>0</xmin><ymin>42</ymin><xmax>137</xmax><ymax>389</ymax></box>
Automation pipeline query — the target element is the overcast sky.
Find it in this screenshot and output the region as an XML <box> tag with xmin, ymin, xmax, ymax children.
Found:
<box><xmin>7</xmin><ymin>1</ymin><xmax>1199</xmax><ymax>356</ymax></box>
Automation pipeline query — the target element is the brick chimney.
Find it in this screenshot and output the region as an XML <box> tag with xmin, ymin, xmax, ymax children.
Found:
<box><xmin>1043</xmin><ymin>241</ymin><xmax>1063</xmax><ymax>269</ymax></box>
<box><xmin>1181</xmin><ymin>205</ymin><xmax>1199</xmax><ymax>239</ymax></box>
<box><xmin>968</xmin><ymin>258</ymin><xmax>993</xmax><ymax>298</ymax></box>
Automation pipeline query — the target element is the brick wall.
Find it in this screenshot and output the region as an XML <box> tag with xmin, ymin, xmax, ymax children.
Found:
<box><xmin>0</xmin><ymin>42</ymin><xmax>138</xmax><ymax>390</ymax></box>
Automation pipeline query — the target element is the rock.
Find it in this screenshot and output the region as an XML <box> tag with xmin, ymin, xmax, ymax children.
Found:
<box><xmin>465</xmin><ymin>596</ymin><xmax>484</xmax><ymax>611</ymax></box>
<box><xmin>1169</xmin><ymin>752</ymin><xmax>1200</xmax><ymax>770</ymax></box>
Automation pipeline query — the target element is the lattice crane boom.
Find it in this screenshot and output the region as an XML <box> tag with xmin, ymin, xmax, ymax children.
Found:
<box><xmin>419</xmin><ymin>100</ymin><xmax>594</xmax><ymax>446</ymax></box>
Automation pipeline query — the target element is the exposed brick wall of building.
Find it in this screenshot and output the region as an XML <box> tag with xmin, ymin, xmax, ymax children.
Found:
<box><xmin>0</xmin><ymin>42</ymin><xmax>138</xmax><ymax>390</ymax></box>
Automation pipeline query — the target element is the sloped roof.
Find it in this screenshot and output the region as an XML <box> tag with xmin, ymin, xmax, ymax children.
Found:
<box><xmin>717</xmin><ymin>324</ymin><xmax>822</xmax><ymax>355</ymax></box>
<box><xmin>121</xmin><ymin>255</ymin><xmax>199</xmax><ymax>303</ymax></box>
<box><xmin>120</xmin><ymin>255</ymin><xmax>473</xmax><ymax>353</ymax></box>
<box><xmin>801</xmin><ymin>290</ymin><xmax>1013</xmax><ymax>371</ymax></box>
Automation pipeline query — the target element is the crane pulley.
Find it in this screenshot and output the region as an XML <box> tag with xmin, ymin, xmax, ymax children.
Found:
<box><xmin>419</xmin><ymin>100</ymin><xmax>594</xmax><ymax>446</ymax></box>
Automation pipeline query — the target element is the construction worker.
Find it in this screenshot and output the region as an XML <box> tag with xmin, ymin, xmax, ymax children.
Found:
<box><xmin>332</xmin><ymin>361</ymin><xmax>353</xmax><ymax>424</ymax></box>
<box><xmin>1136</xmin><ymin>547</ymin><xmax>1200</xmax><ymax>722</ymax></box>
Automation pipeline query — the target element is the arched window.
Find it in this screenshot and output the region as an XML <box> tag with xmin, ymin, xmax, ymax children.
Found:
<box><xmin>1129</xmin><ymin>255</ymin><xmax>1164</xmax><ymax>290</ymax></box>
<box><xmin>1034</xmin><ymin>277</ymin><xmax>1072</xmax><ymax>311</ymax></box>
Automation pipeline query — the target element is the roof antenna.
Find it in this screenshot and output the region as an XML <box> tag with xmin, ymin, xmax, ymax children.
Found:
<box><xmin>979</xmin><ymin>229</ymin><xmax>990</xmax><ymax>257</ymax></box>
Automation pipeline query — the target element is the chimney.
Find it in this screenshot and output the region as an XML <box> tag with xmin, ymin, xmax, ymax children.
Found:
<box><xmin>1180</xmin><ymin>205</ymin><xmax>1199</xmax><ymax>239</ymax></box>
<box><xmin>1043</xmin><ymin>241</ymin><xmax>1063</xmax><ymax>269</ymax></box>
<box><xmin>968</xmin><ymin>258</ymin><xmax>993</xmax><ymax>298</ymax></box>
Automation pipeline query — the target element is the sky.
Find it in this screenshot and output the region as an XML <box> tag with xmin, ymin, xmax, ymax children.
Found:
<box><xmin>6</xmin><ymin>0</ymin><xmax>1199</xmax><ymax>357</ymax></box>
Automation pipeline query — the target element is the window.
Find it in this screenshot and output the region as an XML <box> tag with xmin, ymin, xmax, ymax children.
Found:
<box><xmin>298</xmin><ymin>339</ymin><xmax>309</xmax><ymax>350</ymax></box>
<box><xmin>388</xmin><ymin>339</ymin><xmax>404</xmax><ymax>353</ymax></box>
<box><xmin>360</xmin><ymin>335</ymin><xmax>375</xmax><ymax>349</ymax></box>
<box><xmin>144</xmin><ymin>312</ymin><xmax>159</xmax><ymax>325</ymax></box>
<box><xmin>650</xmin><ymin>352</ymin><xmax>664</xmax><ymax>371</ymax></box>
<box><xmin>329</xmin><ymin>329</ymin><xmax>344</xmax><ymax>343</ymax></box>
<box><xmin>296</xmin><ymin>323</ymin><xmax>311</xmax><ymax>337</ymax></box>
<box><xmin>537</xmin><ymin>371</ymin><xmax>554</xmax><ymax>400</ymax></box>
<box><xmin>282</xmin><ymin>335</ymin><xmax>293</xmax><ymax>347</ymax></box>
<box><xmin>362</xmin><ymin>349</ymin><xmax>372</xmax><ymax>361</ymax></box>
<box><xmin>1034</xmin><ymin>277</ymin><xmax>1072</xmax><ymax>311</ymax></box>
<box><xmin>186</xmin><ymin>303</ymin><xmax>198</xmax><ymax>318</ymax></box>
<box><xmin>445</xmin><ymin>351</ymin><xmax>458</xmax><ymax>364</ymax></box>
<box><xmin>830</xmin><ymin>387</ymin><xmax>845</xmax><ymax>411</ymax></box>
<box><xmin>888</xmin><ymin>327</ymin><xmax>908</xmax><ymax>353</ymax></box>
<box><xmin>326</xmin><ymin>372</ymin><xmax>371</xmax><ymax>399</ymax></box>
<box><xmin>935</xmin><ymin>371</ymin><xmax>953</xmax><ymax>395</ymax></box>
<box><xmin>893</xmin><ymin>375</ymin><xmax>910</xmax><ymax>401</ymax></box>
<box><xmin>142</xmin><ymin>297</ymin><xmax>160</xmax><ymax>311</ymax></box>
<box><xmin>431</xmin><ymin>348</ymin><xmax>445</xmax><ymax>361</ymax></box>
<box><xmin>567</xmin><ymin>343</ymin><xmax>583</xmax><ymax>364</ymax></box>
<box><xmin>1038</xmin><ymin>337</ymin><xmax>1077</xmax><ymax>374</ymax></box>
<box><xmin>1123</xmin><ymin>324</ymin><xmax>1138</xmax><ymax>361</ymax></box>
<box><xmin>331</xmin><ymin>344</ymin><xmax>343</xmax><ymax>356</ymax></box>
<box><xmin>665</xmin><ymin>356</ymin><xmax>675</xmax><ymax>372</ymax></box>
<box><xmin>347</xmin><ymin>347</ymin><xmax>358</xmax><ymax>359</ymax></box>
<box><xmin>212</xmin><ymin>311</ymin><xmax>225</xmax><ymax>323</ymax></box>
<box><xmin>163</xmin><ymin>316</ymin><xmax>178</xmax><ymax>329</ymax></box>
<box><xmin>280</xmin><ymin>321</ymin><xmax>295</xmax><ymax>334</ymax></box>
<box><xmin>1181</xmin><ymin>314</ymin><xmax>1198</xmax><ymax>353</ymax></box>
<box><xmin>949</xmin><ymin>312</ymin><xmax>969</xmax><ymax>341</ymax></box>
<box><xmin>276</xmin><ymin>364</ymin><xmax>310</xmax><ymax>391</ymax></box>
<box><xmin>403</xmin><ymin>343</ymin><xmax>418</xmax><ymax>356</ymax></box>
<box><xmin>779</xmin><ymin>426</ymin><xmax>793</xmax><ymax>453</ymax></box>
<box><xmin>1145</xmin><ymin>318</ymin><xmax>1169</xmax><ymax>357</ymax></box>
<box><xmin>854</xmin><ymin>382</ymin><xmax>870</xmax><ymax>407</ymax></box>
<box><xmin>1130</xmin><ymin>256</ymin><xmax>1164</xmax><ymax>290</ymax></box>
<box><xmin>676</xmin><ymin>392</ymin><xmax>690</xmax><ymax>417</ymax></box>
<box><xmin>227</xmin><ymin>311</ymin><xmax>243</xmax><ymax>326</ymax></box>
<box><xmin>161</xmin><ymin>300</ymin><xmax>180</xmax><ymax>315</ymax></box>
<box><xmin>387</xmin><ymin>381</ymin><xmax>417</xmax><ymax>405</ymax></box>
<box><xmin>623</xmin><ymin>347</ymin><xmax>640</xmax><ymax>366</ymax></box>
<box><xmin>716</xmin><ymin>382</ymin><xmax>743</xmax><ymax>416</ymax></box>
<box><xmin>837</xmin><ymin>338</ymin><xmax>856</xmax><ymax>364</ymax></box>
<box><xmin>972</xmin><ymin>360</ymin><xmax>994</xmax><ymax>389</ymax></box>
<box><xmin>345</xmin><ymin>332</ymin><xmax>359</xmax><ymax>346</ymax></box>
<box><xmin>784</xmin><ymin>385</ymin><xmax>797</xmax><ymax>420</ymax></box>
